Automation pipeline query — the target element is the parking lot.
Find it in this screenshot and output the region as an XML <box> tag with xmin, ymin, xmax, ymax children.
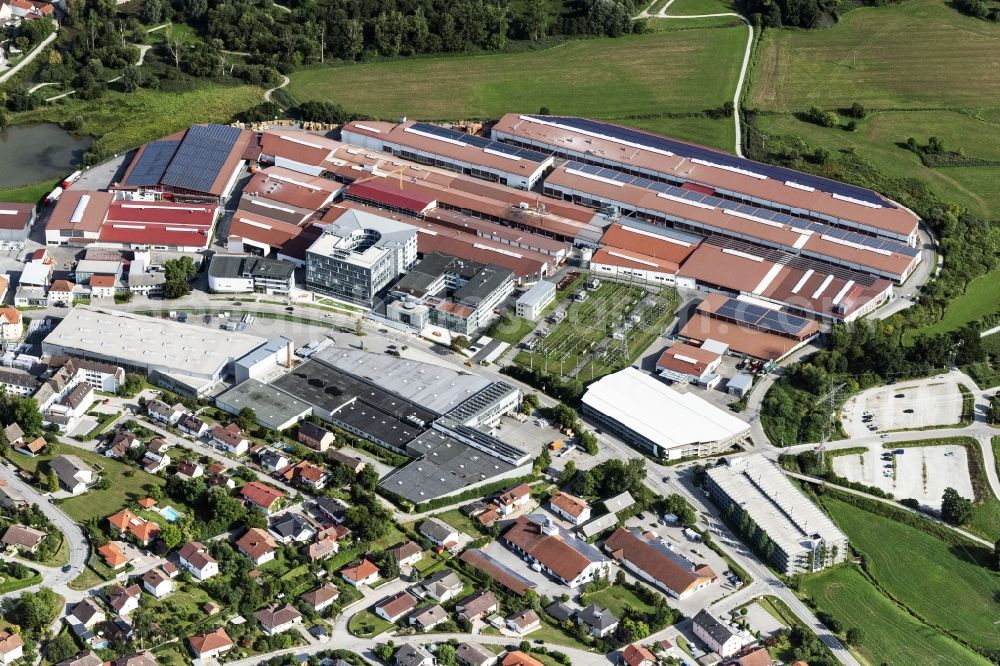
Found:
<box><xmin>841</xmin><ymin>379</ymin><xmax>963</xmax><ymax>437</ymax></box>
<box><xmin>831</xmin><ymin>444</ymin><xmax>974</xmax><ymax>510</ymax></box>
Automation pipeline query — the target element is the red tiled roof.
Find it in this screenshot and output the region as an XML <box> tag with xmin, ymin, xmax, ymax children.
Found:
<box><xmin>236</xmin><ymin>527</ymin><xmax>277</xmax><ymax>560</ymax></box>
<box><xmin>90</xmin><ymin>275</ymin><xmax>116</xmax><ymax>288</ymax></box>
<box><xmin>341</xmin><ymin>558</ymin><xmax>379</xmax><ymax>582</ymax></box>
<box><xmin>240</xmin><ymin>481</ymin><xmax>286</xmax><ymax>509</ymax></box>
<box><xmin>550</xmin><ymin>491</ymin><xmax>590</xmax><ymax>518</ymax></box>
<box><xmin>188</xmin><ymin>627</ymin><xmax>232</xmax><ymax>655</ymax></box>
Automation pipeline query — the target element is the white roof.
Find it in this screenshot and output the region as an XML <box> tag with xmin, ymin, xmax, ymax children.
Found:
<box><xmin>42</xmin><ymin>307</ymin><xmax>266</xmax><ymax>382</ymax></box>
<box><xmin>517</xmin><ymin>280</ymin><xmax>556</xmax><ymax>308</ymax></box>
<box><xmin>582</xmin><ymin>368</ymin><xmax>749</xmax><ymax>452</ymax></box>
<box><xmin>700</xmin><ymin>339</ymin><xmax>730</xmax><ymax>355</ymax></box>
<box><xmin>20</xmin><ymin>262</ymin><xmax>51</xmax><ymax>287</ymax></box>
<box><xmin>306</xmin><ymin>208</ymin><xmax>416</xmax><ymax>269</ymax></box>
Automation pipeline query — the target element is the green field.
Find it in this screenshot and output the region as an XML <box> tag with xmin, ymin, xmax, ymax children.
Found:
<box><xmin>800</xmin><ymin>566</ymin><xmax>991</xmax><ymax>666</ymax></box>
<box><xmin>288</xmin><ymin>27</ymin><xmax>745</xmax><ymax>145</ymax></box>
<box><xmin>904</xmin><ymin>266</ymin><xmax>1000</xmax><ymax>341</ymax></box>
<box><xmin>749</xmin><ymin>0</ymin><xmax>1000</xmax><ymax>217</ymax></box>
<box><xmin>580</xmin><ymin>585</ymin><xmax>656</xmax><ymax>617</ymax></box>
<box><xmin>662</xmin><ymin>0</ymin><xmax>737</xmax><ymax>16</ymax></box>
<box><xmin>820</xmin><ymin>495</ymin><xmax>1000</xmax><ymax>654</ymax></box>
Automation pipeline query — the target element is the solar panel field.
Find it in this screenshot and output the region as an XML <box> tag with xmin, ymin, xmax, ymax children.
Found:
<box><xmin>288</xmin><ymin>25</ymin><xmax>746</xmax><ymax>152</ymax></box>
<box><xmin>748</xmin><ymin>0</ymin><xmax>1000</xmax><ymax>218</ymax></box>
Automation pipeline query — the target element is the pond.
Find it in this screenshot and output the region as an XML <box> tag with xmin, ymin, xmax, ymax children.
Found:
<box><xmin>0</xmin><ymin>123</ymin><xmax>93</xmax><ymax>190</ymax></box>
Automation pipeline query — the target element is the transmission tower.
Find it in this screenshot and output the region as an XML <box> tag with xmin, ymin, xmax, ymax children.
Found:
<box><xmin>816</xmin><ymin>382</ymin><xmax>846</xmax><ymax>473</ymax></box>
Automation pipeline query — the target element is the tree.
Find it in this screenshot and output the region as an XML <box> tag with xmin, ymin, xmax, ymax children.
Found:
<box><xmin>122</xmin><ymin>64</ymin><xmax>143</xmax><ymax>92</ymax></box>
<box><xmin>558</xmin><ymin>460</ymin><xmax>577</xmax><ymax>486</ymax></box>
<box><xmin>8</xmin><ymin>586</ymin><xmax>59</xmax><ymax>631</ymax></box>
<box><xmin>450</xmin><ymin>335</ymin><xmax>470</xmax><ymax>352</ymax></box>
<box><xmin>846</xmin><ymin>626</ymin><xmax>865</xmax><ymax>646</ymax></box>
<box><xmin>524</xmin><ymin>0</ymin><xmax>553</xmax><ymax>40</ymax></box>
<box><xmin>296</xmin><ymin>100</ymin><xmax>349</xmax><ymax>124</ymax></box>
<box><xmin>357</xmin><ymin>463</ymin><xmax>379</xmax><ymax>490</ymax></box>
<box><xmin>354</xmin><ymin>317</ymin><xmax>364</xmax><ymax>337</ymax></box>
<box><xmin>436</xmin><ymin>643</ymin><xmax>456</xmax><ymax>666</ymax></box>
<box><xmin>163</xmin><ymin>257</ymin><xmax>196</xmax><ymax>299</ymax></box>
<box><xmin>47</xmin><ymin>468</ymin><xmax>60</xmax><ymax>493</ymax></box>
<box><xmin>941</xmin><ymin>487</ymin><xmax>972</xmax><ymax>525</ymax></box>
<box><xmin>140</xmin><ymin>0</ymin><xmax>163</xmax><ymax>24</ymax></box>
<box><xmin>534</xmin><ymin>447</ymin><xmax>551</xmax><ymax>474</ymax></box>
<box><xmin>578</xmin><ymin>430</ymin><xmax>598</xmax><ymax>455</ymax></box>
<box><xmin>159</xmin><ymin>522</ymin><xmax>183</xmax><ymax>549</ymax></box>
<box><xmin>848</xmin><ymin>102</ymin><xmax>866</xmax><ymax>119</ymax></box>
<box><xmin>0</xmin><ymin>109</ymin><xmax>7</xmax><ymax>132</ymax></box>
<box><xmin>121</xmin><ymin>373</ymin><xmax>144</xmax><ymax>397</ymax></box>
<box><xmin>236</xmin><ymin>407</ymin><xmax>257</xmax><ymax>432</ymax></box>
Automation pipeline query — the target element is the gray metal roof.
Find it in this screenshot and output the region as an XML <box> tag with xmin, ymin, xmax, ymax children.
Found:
<box><xmin>215</xmin><ymin>379</ymin><xmax>311</xmax><ymax>429</ymax></box>
<box><xmin>208</xmin><ymin>254</ymin><xmax>295</xmax><ymax>281</ymax></box>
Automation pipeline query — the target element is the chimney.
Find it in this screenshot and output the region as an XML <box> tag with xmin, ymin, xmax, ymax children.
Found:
<box><xmin>286</xmin><ymin>339</ymin><xmax>293</xmax><ymax>368</ymax></box>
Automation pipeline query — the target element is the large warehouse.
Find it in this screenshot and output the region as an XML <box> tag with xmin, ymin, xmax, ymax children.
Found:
<box><xmin>704</xmin><ymin>455</ymin><xmax>848</xmax><ymax>574</ymax></box>
<box><xmin>41</xmin><ymin>307</ymin><xmax>267</xmax><ymax>396</ymax></box>
<box><xmin>581</xmin><ymin>367</ymin><xmax>750</xmax><ymax>459</ymax></box>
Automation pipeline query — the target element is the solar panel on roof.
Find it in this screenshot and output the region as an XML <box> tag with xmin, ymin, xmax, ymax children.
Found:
<box><xmin>123</xmin><ymin>140</ymin><xmax>180</xmax><ymax>187</ymax></box>
<box><xmin>412</xmin><ymin>122</ymin><xmax>550</xmax><ymax>163</ymax></box>
<box><xmin>533</xmin><ymin>115</ymin><xmax>895</xmax><ymax>208</ymax></box>
<box><xmin>161</xmin><ymin>124</ymin><xmax>242</xmax><ymax>194</ymax></box>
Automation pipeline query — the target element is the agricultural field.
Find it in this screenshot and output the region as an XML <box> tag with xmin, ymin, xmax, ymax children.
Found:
<box><xmin>820</xmin><ymin>495</ymin><xmax>1000</xmax><ymax>654</ymax></box>
<box><xmin>748</xmin><ymin>0</ymin><xmax>1000</xmax><ymax>218</ymax></box>
<box><xmin>288</xmin><ymin>26</ymin><xmax>745</xmax><ymax>145</ymax></box>
<box><xmin>514</xmin><ymin>281</ymin><xmax>677</xmax><ymax>381</ymax></box>
<box><xmin>799</xmin><ymin>565</ymin><xmax>991</xmax><ymax>666</ymax></box>
<box><xmin>660</xmin><ymin>0</ymin><xmax>737</xmax><ymax>16</ymax></box>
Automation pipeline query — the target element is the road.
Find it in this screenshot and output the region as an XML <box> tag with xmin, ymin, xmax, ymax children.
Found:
<box><xmin>0</xmin><ymin>464</ymin><xmax>88</xmax><ymax>600</ymax></box>
<box><xmin>0</xmin><ymin>27</ymin><xmax>58</xmax><ymax>85</ymax></box>
<box><xmin>264</xmin><ymin>75</ymin><xmax>290</xmax><ymax>103</ymax></box>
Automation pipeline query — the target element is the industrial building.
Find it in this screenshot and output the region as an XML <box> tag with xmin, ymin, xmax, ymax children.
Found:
<box><xmin>215</xmin><ymin>380</ymin><xmax>312</xmax><ymax>431</ymax></box>
<box><xmin>581</xmin><ymin>367</ymin><xmax>750</xmax><ymax>459</ymax></box>
<box><xmin>41</xmin><ymin>307</ymin><xmax>267</xmax><ymax>396</ymax></box>
<box><xmin>305</xmin><ymin>208</ymin><xmax>418</xmax><ymax>307</ymax></box>
<box><xmin>491</xmin><ymin>114</ymin><xmax>921</xmax><ymax>245</ymax></box>
<box><xmin>515</xmin><ymin>281</ymin><xmax>556</xmax><ymax>321</ymax></box>
<box><xmin>604</xmin><ymin>527</ymin><xmax>716</xmax><ymax>599</ymax></box>
<box><xmin>0</xmin><ymin>202</ymin><xmax>35</xmax><ymax>240</ymax></box>
<box><xmin>113</xmin><ymin>124</ymin><xmax>253</xmax><ymax>202</ymax></box>
<box><xmin>502</xmin><ymin>514</ymin><xmax>610</xmax><ymax>587</ymax></box>
<box><xmin>655</xmin><ymin>341</ymin><xmax>725</xmax><ymax>385</ymax></box>
<box><xmin>207</xmin><ymin>254</ymin><xmax>296</xmax><ymax>295</ymax></box>
<box><xmin>588</xmin><ymin>221</ymin><xmax>702</xmax><ymax>287</ymax></box>
<box><xmin>387</xmin><ymin>252</ymin><xmax>515</xmax><ymax>336</ymax></box>
<box><xmin>342</xmin><ymin>120</ymin><xmax>554</xmax><ymax>190</ymax></box>
<box><xmin>704</xmin><ymin>455</ymin><xmax>849</xmax><ymax>574</ymax></box>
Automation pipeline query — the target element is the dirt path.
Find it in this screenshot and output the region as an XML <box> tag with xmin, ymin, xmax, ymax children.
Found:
<box><xmin>264</xmin><ymin>74</ymin><xmax>290</xmax><ymax>103</ymax></box>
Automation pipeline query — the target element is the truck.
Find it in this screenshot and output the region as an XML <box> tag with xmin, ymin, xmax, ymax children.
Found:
<box><xmin>45</xmin><ymin>186</ymin><xmax>64</xmax><ymax>205</ymax></box>
<box><xmin>62</xmin><ymin>170</ymin><xmax>82</xmax><ymax>189</ymax></box>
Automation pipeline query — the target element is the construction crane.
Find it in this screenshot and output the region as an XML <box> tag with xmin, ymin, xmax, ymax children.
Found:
<box><xmin>349</xmin><ymin>164</ymin><xmax>410</xmax><ymax>189</ymax></box>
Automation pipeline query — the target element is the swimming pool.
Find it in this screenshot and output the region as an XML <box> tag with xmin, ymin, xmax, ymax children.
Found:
<box><xmin>159</xmin><ymin>505</ymin><xmax>183</xmax><ymax>522</ymax></box>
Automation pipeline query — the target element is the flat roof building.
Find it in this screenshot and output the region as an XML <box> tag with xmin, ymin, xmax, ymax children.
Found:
<box><xmin>42</xmin><ymin>307</ymin><xmax>266</xmax><ymax>396</ymax></box>
<box><xmin>516</xmin><ymin>280</ymin><xmax>556</xmax><ymax>321</ymax></box>
<box><xmin>306</xmin><ymin>208</ymin><xmax>418</xmax><ymax>307</ymax></box>
<box><xmin>215</xmin><ymin>379</ymin><xmax>312</xmax><ymax>431</ymax></box>
<box><xmin>704</xmin><ymin>455</ymin><xmax>848</xmax><ymax>574</ymax></box>
<box><xmin>581</xmin><ymin>367</ymin><xmax>750</xmax><ymax>459</ymax></box>
<box><xmin>342</xmin><ymin>120</ymin><xmax>554</xmax><ymax>190</ymax></box>
<box><xmin>207</xmin><ymin>254</ymin><xmax>296</xmax><ymax>296</ymax></box>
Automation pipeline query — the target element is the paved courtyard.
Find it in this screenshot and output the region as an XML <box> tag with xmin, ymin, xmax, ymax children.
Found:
<box><xmin>841</xmin><ymin>378</ymin><xmax>963</xmax><ymax>437</ymax></box>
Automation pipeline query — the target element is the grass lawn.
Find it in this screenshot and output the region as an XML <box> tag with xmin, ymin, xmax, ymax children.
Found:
<box><xmin>144</xmin><ymin>583</ymin><xmax>219</xmax><ymax>638</ymax></box>
<box><xmin>347</xmin><ymin>610</ymin><xmax>393</xmax><ymax>637</ymax></box>
<box><xmin>800</xmin><ymin>565</ymin><xmax>991</xmax><ymax>666</ymax></box>
<box><xmin>0</xmin><ymin>178</ymin><xmax>61</xmax><ymax>205</ymax></box>
<box><xmin>68</xmin><ymin>565</ymin><xmax>106</xmax><ymax>592</ymax></box>
<box><xmin>903</xmin><ymin>267</ymin><xmax>1000</xmax><ymax>341</ymax></box>
<box><xmin>820</xmin><ymin>495</ymin><xmax>1000</xmax><ymax>653</ymax></box>
<box><xmin>662</xmin><ymin>0</ymin><xmax>737</xmax><ymax>15</ymax></box>
<box><xmin>434</xmin><ymin>509</ymin><xmax>483</xmax><ymax>537</ymax></box>
<box><xmin>11</xmin><ymin>81</ymin><xmax>263</xmax><ymax>162</ymax></box>
<box><xmin>5</xmin><ymin>443</ymin><xmax>189</xmax><ymax>524</ymax></box>
<box><xmin>580</xmin><ymin>585</ymin><xmax>656</xmax><ymax>617</ymax></box>
<box><xmin>528</xmin><ymin>620</ymin><xmax>593</xmax><ymax>651</ymax></box>
<box><xmin>488</xmin><ymin>314</ymin><xmax>537</xmax><ymax>346</ymax></box>
<box><xmin>618</xmin><ymin>114</ymin><xmax>735</xmax><ymax>153</ymax></box>
<box><xmin>288</xmin><ymin>27</ymin><xmax>745</xmax><ymax>136</ymax></box>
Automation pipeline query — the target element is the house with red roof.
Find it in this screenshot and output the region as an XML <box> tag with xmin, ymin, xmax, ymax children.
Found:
<box><xmin>187</xmin><ymin>627</ymin><xmax>233</xmax><ymax>660</ymax></box>
<box><xmin>239</xmin><ymin>481</ymin><xmax>286</xmax><ymax>514</ymax></box>
<box><xmin>210</xmin><ymin>423</ymin><xmax>249</xmax><ymax>455</ymax></box>
<box><xmin>341</xmin><ymin>558</ymin><xmax>380</xmax><ymax>587</ymax></box>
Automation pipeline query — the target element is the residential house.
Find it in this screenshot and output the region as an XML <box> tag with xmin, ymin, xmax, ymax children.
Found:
<box><xmin>495</xmin><ymin>483</ymin><xmax>532</xmax><ymax>516</ymax></box>
<box><xmin>255</xmin><ymin>604</ymin><xmax>303</xmax><ymax>635</ymax></box>
<box><xmin>419</xmin><ymin>517</ymin><xmax>460</xmax><ymax>550</ymax></box>
<box><xmin>236</xmin><ymin>528</ymin><xmax>277</xmax><ymax>565</ymax></box>
<box><xmin>90</xmin><ymin>275</ymin><xmax>118</xmax><ymax>299</ymax></box>
<box><xmin>545</xmin><ymin>602</ymin><xmax>575</xmax><ymax>623</ymax></box>
<box><xmin>280</xmin><ymin>459</ymin><xmax>328</xmax><ymax>489</ymax></box>
<box><xmin>240</xmin><ymin>481</ymin><xmax>286</xmax><ymax>514</ymax></box>
<box><xmin>395</xmin><ymin>644</ymin><xmax>435</xmax><ymax>666</ymax></box>
<box><xmin>178</xmin><ymin>542</ymin><xmax>219</xmax><ymax>580</ymax></box>
<box><xmin>455</xmin><ymin>590</ymin><xmax>499</xmax><ymax>624</ymax></box>
<box><xmin>505</xmin><ymin>609</ymin><xmax>541</xmax><ymax>635</ymax></box>
<box><xmin>206</xmin><ymin>462</ymin><xmax>234</xmax><ymax>489</ymax></box>
<box><xmin>0</xmin><ymin>484</ymin><xmax>26</xmax><ymax>510</ymax></box>
<box><xmin>108</xmin><ymin>584</ymin><xmax>142</xmax><ymax>616</ymax></box>
<box><xmin>725</xmin><ymin>647</ymin><xmax>773</xmax><ymax>666</ymax></box>
<box><xmin>315</xmin><ymin>497</ymin><xmax>348</xmax><ymax>524</ymax></box>
<box><xmin>178</xmin><ymin>414</ymin><xmax>209</xmax><ymax>437</ymax></box>
<box><xmin>49</xmin><ymin>454</ymin><xmax>95</xmax><ymax>494</ymax></box>
<box><xmin>142</xmin><ymin>450</ymin><xmax>170</xmax><ymax>474</ymax></box>
<box><xmin>549</xmin><ymin>491</ymin><xmax>592</xmax><ymax>526</ymax></box>
<box><xmin>127</xmin><ymin>272</ymin><xmax>166</xmax><ymax>297</ymax></box>
<box><xmin>456</xmin><ymin>642</ymin><xmax>497</xmax><ymax>666</ymax></box>
<box><xmin>269</xmin><ymin>513</ymin><xmax>316</xmax><ymax>543</ymax></box>
<box><xmin>0</xmin><ymin>307</ymin><xmax>23</xmax><ymax>341</ymax></box>
<box><xmin>259</xmin><ymin>450</ymin><xmax>289</xmax><ymax>472</ymax></box>
<box><xmin>44</xmin><ymin>381</ymin><xmax>95</xmax><ymax>433</ymax></box>
<box><xmin>423</xmin><ymin>569</ymin><xmax>464</xmax><ymax>603</ymax></box>
<box><xmin>302</xmin><ymin>584</ymin><xmax>340</xmax><ymax>613</ymax></box>
<box><xmin>502</xmin><ymin>514</ymin><xmax>611</xmax><ymax>588</ymax></box>
<box><xmin>374</xmin><ymin>590</ymin><xmax>418</xmax><ymax>623</ymax></box>
<box><xmin>106</xmin><ymin>509</ymin><xmax>160</xmax><ymax>546</ymax></box>
<box><xmin>97</xmin><ymin>542</ymin><xmax>130</xmax><ymax>570</ymax></box>
<box><xmin>47</xmin><ymin>279</ymin><xmax>74</xmax><ymax>306</ymax></box>
<box><xmin>67</xmin><ymin>599</ymin><xmax>106</xmax><ymax>632</ymax></box>
<box><xmin>55</xmin><ymin>651</ymin><xmax>103</xmax><ymax>666</ymax></box>
<box><xmin>2</xmin><ymin>524</ymin><xmax>46</xmax><ymax>552</ymax></box>
<box><xmin>327</xmin><ymin>448</ymin><xmax>364</xmax><ymax>473</ymax></box>
<box><xmin>298</xmin><ymin>420</ymin><xmax>335</xmax><ymax>452</ymax></box>
<box><xmin>306</xmin><ymin>536</ymin><xmax>339</xmax><ymax>561</ymax></box>
<box><xmin>176</xmin><ymin>460</ymin><xmax>204</xmax><ymax>480</ymax></box>
<box><xmin>3</xmin><ymin>424</ymin><xmax>23</xmax><ymax>449</ymax></box>
<box><xmin>107</xmin><ymin>653</ymin><xmax>158</xmax><ymax>666</ymax></box>
<box><xmin>604</xmin><ymin>527</ymin><xmax>716</xmax><ymax>600</ymax></box>
<box><xmin>693</xmin><ymin>610</ymin><xmax>746</xmax><ymax>658</ymax></box>
<box><xmin>13</xmin><ymin>436</ymin><xmax>45</xmax><ymax>457</ymax></box>
<box><xmin>105</xmin><ymin>431</ymin><xmax>139</xmax><ymax>459</ymax></box>
<box><xmin>410</xmin><ymin>604</ymin><xmax>448</xmax><ymax>631</ymax></box>
<box><xmin>341</xmin><ymin>558</ymin><xmax>380</xmax><ymax>587</ymax></box>
<box><xmin>141</xmin><ymin>568</ymin><xmax>174</xmax><ymax>598</ymax></box>
<box><xmin>187</xmin><ymin>627</ymin><xmax>234</xmax><ymax>660</ymax></box>
<box><xmin>501</xmin><ymin>653</ymin><xmax>543</xmax><ymax>666</ymax></box>
<box><xmin>146</xmin><ymin>399</ymin><xmax>184</xmax><ymax>425</ymax></box>
<box><xmin>620</xmin><ymin>643</ymin><xmax>657</xmax><ymax>666</ymax></box>
<box><xmin>388</xmin><ymin>540</ymin><xmax>424</xmax><ymax>568</ymax></box>
<box><xmin>210</xmin><ymin>423</ymin><xmax>250</xmax><ymax>455</ymax></box>
<box><xmin>577</xmin><ymin>604</ymin><xmax>619</xmax><ymax>638</ymax></box>
<box><xmin>0</xmin><ymin>631</ymin><xmax>23</xmax><ymax>665</ymax></box>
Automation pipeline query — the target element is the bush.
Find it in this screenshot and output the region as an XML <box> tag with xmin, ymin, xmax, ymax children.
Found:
<box><xmin>295</xmin><ymin>100</ymin><xmax>349</xmax><ymax>124</ymax></box>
